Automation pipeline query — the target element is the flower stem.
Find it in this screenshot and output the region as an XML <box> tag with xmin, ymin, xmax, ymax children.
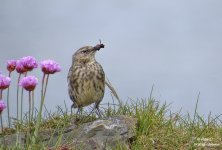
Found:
<box><xmin>0</xmin><ymin>89</ymin><xmax>2</xmax><ymax>99</ymax></box>
<box><xmin>42</xmin><ymin>74</ymin><xmax>45</xmax><ymax>99</ymax></box>
<box><xmin>15</xmin><ymin>73</ymin><xmax>21</xmax><ymax>149</ymax></box>
<box><xmin>31</xmin><ymin>91</ymin><xmax>34</xmax><ymax>122</ymax></box>
<box><xmin>43</xmin><ymin>74</ymin><xmax>49</xmax><ymax>99</ymax></box>
<box><xmin>20</xmin><ymin>72</ymin><xmax>27</xmax><ymax>123</ymax></box>
<box><xmin>20</xmin><ymin>89</ymin><xmax>24</xmax><ymax>122</ymax></box>
<box><xmin>0</xmin><ymin>114</ymin><xmax>5</xmax><ymax>145</ymax></box>
<box><xmin>16</xmin><ymin>74</ymin><xmax>21</xmax><ymax>122</ymax></box>
<box><xmin>28</xmin><ymin>91</ymin><xmax>31</xmax><ymax>142</ymax></box>
<box><xmin>39</xmin><ymin>74</ymin><xmax>46</xmax><ymax>121</ymax></box>
<box><xmin>28</xmin><ymin>91</ymin><xmax>31</xmax><ymax>125</ymax></box>
<box><xmin>33</xmin><ymin>73</ymin><xmax>47</xmax><ymax>143</ymax></box>
<box><xmin>0</xmin><ymin>114</ymin><xmax>3</xmax><ymax>132</ymax></box>
<box><xmin>6</xmin><ymin>72</ymin><xmax>11</xmax><ymax>128</ymax></box>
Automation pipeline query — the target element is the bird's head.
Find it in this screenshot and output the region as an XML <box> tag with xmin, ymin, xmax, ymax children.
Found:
<box><xmin>72</xmin><ymin>43</ymin><xmax>105</xmax><ymax>64</ymax></box>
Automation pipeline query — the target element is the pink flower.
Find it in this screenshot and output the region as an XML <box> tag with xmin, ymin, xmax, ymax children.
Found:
<box><xmin>16</xmin><ymin>60</ymin><xmax>28</xmax><ymax>74</ymax></box>
<box><xmin>7</xmin><ymin>60</ymin><xmax>17</xmax><ymax>72</ymax></box>
<box><xmin>0</xmin><ymin>74</ymin><xmax>11</xmax><ymax>90</ymax></box>
<box><xmin>16</xmin><ymin>56</ymin><xmax>38</xmax><ymax>73</ymax></box>
<box><xmin>0</xmin><ymin>100</ymin><xmax>6</xmax><ymax>113</ymax></box>
<box><xmin>19</xmin><ymin>76</ymin><xmax>38</xmax><ymax>91</ymax></box>
<box><xmin>40</xmin><ymin>60</ymin><xmax>61</xmax><ymax>74</ymax></box>
<box><xmin>20</xmin><ymin>56</ymin><xmax>38</xmax><ymax>71</ymax></box>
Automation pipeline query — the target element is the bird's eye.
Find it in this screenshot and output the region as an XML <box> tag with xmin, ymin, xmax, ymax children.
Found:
<box><xmin>81</xmin><ymin>50</ymin><xmax>87</xmax><ymax>54</ymax></box>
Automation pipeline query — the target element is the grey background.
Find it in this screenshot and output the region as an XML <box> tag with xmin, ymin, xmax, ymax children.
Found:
<box><xmin>1</xmin><ymin>0</ymin><xmax>222</xmax><ymax>119</ymax></box>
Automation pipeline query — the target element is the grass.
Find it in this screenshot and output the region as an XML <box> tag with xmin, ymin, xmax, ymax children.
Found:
<box><xmin>1</xmin><ymin>92</ymin><xmax>222</xmax><ymax>149</ymax></box>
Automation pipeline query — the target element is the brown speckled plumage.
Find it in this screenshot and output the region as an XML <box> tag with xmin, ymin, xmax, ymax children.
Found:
<box><xmin>67</xmin><ymin>44</ymin><xmax>105</xmax><ymax>115</ymax></box>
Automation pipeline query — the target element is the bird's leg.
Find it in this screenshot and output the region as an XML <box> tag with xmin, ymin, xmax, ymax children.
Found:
<box><xmin>71</xmin><ymin>106</ymin><xmax>73</xmax><ymax>116</ymax></box>
<box><xmin>71</xmin><ymin>103</ymin><xmax>75</xmax><ymax>116</ymax></box>
<box><xmin>76</xmin><ymin>107</ymin><xmax>80</xmax><ymax>116</ymax></box>
<box><xmin>76</xmin><ymin>107</ymin><xmax>84</xmax><ymax>119</ymax></box>
<box><xmin>87</xmin><ymin>106</ymin><xmax>96</xmax><ymax>117</ymax></box>
<box><xmin>95</xmin><ymin>103</ymin><xmax>103</xmax><ymax>118</ymax></box>
<box><xmin>96</xmin><ymin>108</ymin><xmax>102</xmax><ymax>118</ymax></box>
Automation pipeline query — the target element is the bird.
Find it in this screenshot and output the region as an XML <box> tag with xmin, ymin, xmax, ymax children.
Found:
<box><xmin>67</xmin><ymin>42</ymin><xmax>105</xmax><ymax>117</ymax></box>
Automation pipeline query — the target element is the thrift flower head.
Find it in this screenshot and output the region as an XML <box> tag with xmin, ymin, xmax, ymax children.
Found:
<box><xmin>0</xmin><ymin>100</ymin><xmax>6</xmax><ymax>113</ymax></box>
<box><xmin>20</xmin><ymin>76</ymin><xmax>38</xmax><ymax>91</ymax></box>
<box><xmin>40</xmin><ymin>60</ymin><xmax>61</xmax><ymax>74</ymax></box>
<box><xmin>7</xmin><ymin>60</ymin><xmax>17</xmax><ymax>72</ymax></box>
<box><xmin>16</xmin><ymin>60</ymin><xmax>27</xmax><ymax>74</ymax></box>
<box><xmin>21</xmin><ymin>56</ymin><xmax>38</xmax><ymax>71</ymax></box>
<box><xmin>0</xmin><ymin>74</ymin><xmax>11</xmax><ymax>90</ymax></box>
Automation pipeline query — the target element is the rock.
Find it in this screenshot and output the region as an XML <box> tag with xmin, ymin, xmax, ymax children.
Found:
<box><xmin>48</xmin><ymin>115</ymin><xmax>137</xmax><ymax>149</ymax></box>
<box><xmin>0</xmin><ymin>115</ymin><xmax>137</xmax><ymax>149</ymax></box>
<box><xmin>0</xmin><ymin>132</ymin><xmax>25</xmax><ymax>146</ymax></box>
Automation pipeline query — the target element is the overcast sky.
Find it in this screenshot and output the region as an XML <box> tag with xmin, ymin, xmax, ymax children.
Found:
<box><xmin>1</xmin><ymin>0</ymin><xmax>222</xmax><ymax>119</ymax></box>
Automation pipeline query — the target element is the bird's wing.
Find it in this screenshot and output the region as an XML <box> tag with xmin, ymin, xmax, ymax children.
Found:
<box><xmin>67</xmin><ymin>67</ymin><xmax>72</xmax><ymax>83</ymax></box>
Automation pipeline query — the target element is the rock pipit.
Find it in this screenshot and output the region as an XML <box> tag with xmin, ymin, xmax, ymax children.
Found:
<box><xmin>67</xmin><ymin>42</ymin><xmax>105</xmax><ymax>117</ymax></box>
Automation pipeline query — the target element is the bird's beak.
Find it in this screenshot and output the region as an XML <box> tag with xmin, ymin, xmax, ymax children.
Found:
<box><xmin>93</xmin><ymin>43</ymin><xmax>105</xmax><ymax>51</ymax></box>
